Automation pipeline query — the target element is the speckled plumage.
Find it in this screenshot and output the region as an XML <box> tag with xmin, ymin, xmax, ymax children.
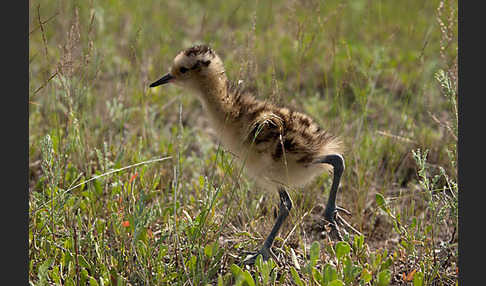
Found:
<box><xmin>154</xmin><ymin>44</ymin><xmax>343</xmax><ymax>191</ymax></box>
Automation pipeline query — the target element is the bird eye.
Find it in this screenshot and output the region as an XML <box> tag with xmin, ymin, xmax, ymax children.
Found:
<box><xmin>202</xmin><ymin>60</ymin><xmax>211</xmax><ymax>66</ymax></box>
<box><xmin>179</xmin><ymin>67</ymin><xmax>188</xmax><ymax>74</ymax></box>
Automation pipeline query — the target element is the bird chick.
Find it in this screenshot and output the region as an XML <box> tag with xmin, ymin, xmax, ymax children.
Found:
<box><xmin>150</xmin><ymin>44</ymin><xmax>352</xmax><ymax>264</ymax></box>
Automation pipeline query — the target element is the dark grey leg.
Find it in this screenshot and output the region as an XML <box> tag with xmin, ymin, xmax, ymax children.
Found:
<box><xmin>243</xmin><ymin>187</ymin><xmax>293</xmax><ymax>265</ymax></box>
<box><xmin>313</xmin><ymin>154</ymin><xmax>346</xmax><ymax>239</ymax></box>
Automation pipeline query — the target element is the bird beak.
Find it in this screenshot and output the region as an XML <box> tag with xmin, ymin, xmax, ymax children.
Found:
<box><xmin>149</xmin><ymin>73</ymin><xmax>174</xmax><ymax>87</ymax></box>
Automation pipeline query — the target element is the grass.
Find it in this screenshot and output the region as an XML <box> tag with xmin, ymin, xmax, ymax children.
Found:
<box><xmin>29</xmin><ymin>0</ymin><xmax>458</xmax><ymax>285</ymax></box>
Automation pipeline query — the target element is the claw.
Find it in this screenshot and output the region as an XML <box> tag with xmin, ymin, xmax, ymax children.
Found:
<box><xmin>336</xmin><ymin>205</ymin><xmax>352</xmax><ymax>216</ymax></box>
<box><xmin>327</xmin><ymin>223</ymin><xmax>343</xmax><ymax>241</ymax></box>
<box><xmin>242</xmin><ymin>253</ymin><xmax>262</xmax><ymax>265</ymax></box>
<box><xmin>336</xmin><ymin>213</ymin><xmax>363</xmax><ymax>236</ymax></box>
<box><xmin>323</xmin><ymin>211</ymin><xmax>362</xmax><ymax>240</ymax></box>
<box><xmin>242</xmin><ymin>247</ymin><xmax>276</xmax><ymax>265</ymax></box>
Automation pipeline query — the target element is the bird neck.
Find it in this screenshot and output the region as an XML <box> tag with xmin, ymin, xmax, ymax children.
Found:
<box><xmin>196</xmin><ymin>72</ymin><xmax>235</xmax><ymax>126</ymax></box>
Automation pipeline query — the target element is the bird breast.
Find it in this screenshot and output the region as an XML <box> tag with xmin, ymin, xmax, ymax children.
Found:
<box><xmin>206</xmin><ymin>115</ymin><xmax>329</xmax><ymax>191</ymax></box>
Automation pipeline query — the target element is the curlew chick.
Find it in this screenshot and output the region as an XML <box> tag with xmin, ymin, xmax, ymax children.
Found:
<box><xmin>150</xmin><ymin>45</ymin><xmax>352</xmax><ymax>264</ymax></box>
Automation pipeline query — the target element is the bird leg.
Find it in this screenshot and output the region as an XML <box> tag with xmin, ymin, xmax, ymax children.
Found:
<box><xmin>313</xmin><ymin>154</ymin><xmax>350</xmax><ymax>240</ymax></box>
<box><xmin>242</xmin><ymin>187</ymin><xmax>292</xmax><ymax>265</ymax></box>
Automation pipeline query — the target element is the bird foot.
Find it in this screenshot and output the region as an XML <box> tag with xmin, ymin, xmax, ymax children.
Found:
<box><xmin>324</xmin><ymin>217</ymin><xmax>345</xmax><ymax>241</ymax></box>
<box><xmin>324</xmin><ymin>210</ymin><xmax>362</xmax><ymax>241</ymax></box>
<box><xmin>335</xmin><ymin>212</ymin><xmax>363</xmax><ymax>236</ymax></box>
<box><xmin>241</xmin><ymin>247</ymin><xmax>276</xmax><ymax>265</ymax></box>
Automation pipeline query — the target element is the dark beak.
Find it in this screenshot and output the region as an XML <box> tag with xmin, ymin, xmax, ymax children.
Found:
<box><xmin>149</xmin><ymin>73</ymin><xmax>174</xmax><ymax>87</ymax></box>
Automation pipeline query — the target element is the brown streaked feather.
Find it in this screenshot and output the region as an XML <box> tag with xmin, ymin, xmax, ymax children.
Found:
<box><xmin>224</xmin><ymin>78</ymin><xmax>342</xmax><ymax>157</ymax></box>
<box><xmin>227</xmin><ymin>85</ymin><xmax>339</xmax><ymax>158</ymax></box>
<box><xmin>172</xmin><ymin>46</ymin><xmax>343</xmax><ymax>189</ymax></box>
<box><xmin>183</xmin><ymin>44</ymin><xmax>215</xmax><ymax>58</ymax></box>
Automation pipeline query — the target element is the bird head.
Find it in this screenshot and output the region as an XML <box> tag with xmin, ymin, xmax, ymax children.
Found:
<box><xmin>149</xmin><ymin>44</ymin><xmax>225</xmax><ymax>90</ymax></box>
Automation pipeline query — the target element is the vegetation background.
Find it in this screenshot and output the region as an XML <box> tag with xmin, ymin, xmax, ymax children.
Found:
<box><xmin>29</xmin><ymin>0</ymin><xmax>458</xmax><ymax>285</ymax></box>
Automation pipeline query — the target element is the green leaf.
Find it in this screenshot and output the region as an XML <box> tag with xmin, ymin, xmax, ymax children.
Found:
<box><xmin>322</xmin><ymin>264</ymin><xmax>338</xmax><ymax>284</ymax></box>
<box><xmin>199</xmin><ymin>175</ymin><xmax>205</xmax><ymax>189</ymax></box>
<box><xmin>256</xmin><ymin>255</ymin><xmax>274</xmax><ymax>285</ymax></box>
<box><xmin>328</xmin><ymin>279</ymin><xmax>345</xmax><ymax>286</ymax></box>
<box><xmin>278</xmin><ymin>269</ymin><xmax>287</xmax><ymax>284</ymax></box>
<box><xmin>89</xmin><ymin>276</ymin><xmax>100</xmax><ymax>286</ymax></box>
<box><xmin>380</xmin><ymin>257</ymin><xmax>393</xmax><ymax>271</ymax></box>
<box><xmin>271</xmin><ymin>268</ymin><xmax>278</xmax><ymax>284</ymax></box>
<box><xmin>38</xmin><ymin>258</ymin><xmax>53</xmax><ymax>281</ymax></box>
<box><xmin>78</xmin><ymin>255</ymin><xmax>91</xmax><ymax>269</ymax></box>
<box><xmin>95</xmin><ymin>242</ymin><xmax>101</xmax><ymax>260</ymax></box>
<box><xmin>230</xmin><ymin>263</ymin><xmax>243</xmax><ymax>277</ymax></box>
<box><xmin>235</xmin><ymin>270</ymin><xmax>255</xmax><ymax>286</ymax></box>
<box><xmin>254</xmin><ymin>254</ymin><xmax>263</xmax><ymax>269</ymax></box>
<box><xmin>343</xmin><ymin>256</ymin><xmax>362</xmax><ymax>284</ymax></box>
<box><xmin>50</xmin><ymin>265</ymin><xmax>61</xmax><ymax>284</ymax></box>
<box><xmin>312</xmin><ymin>267</ymin><xmax>322</xmax><ymax>285</ymax></box>
<box><xmin>310</xmin><ymin>241</ymin><xmax>321</xmax><ymax>266</ymax></box>
<box><xmin>187</xmin><ymin>255</ymin><xmax>197</xmax><ymax>272</ymax></box>
<box><xmin>413</xmin><ymin>271</ymin><xmax>424</xmax><ymax>286</ymax></box>
<box><xmin>335</xmin><ymin>241</ymin><xmax>351</xmax><ymax>261</ymax></box>
<box><xmin>255</xmin><ymin>255</ymin><xmax>265</xmax><ymax>282</ymax></box>
<box><xmin>218</xmin><ymin>275</ymin><xmax>224</xmax><ymax>286</ymax></box>
<box><xmin>360</xmin><ymin>268</ymin><xmax>372</xmax><ymax>283</ymax></box>
<box><xmin>354</xmin><ymin>235</ymin><xmax>364</xmax><ymax>251</ymax></box>
<box><xmin>204</xmin><ymin>243</ymin><xmax>214</xmax><ymax>258</ymax></box>
<box><xmin>80</xmin><ymin>268</ymin><xmax>90</xmax><ymax>285</ymax></box>
<box><xmin>377</xmin><ymin>269</ymin><xmax>392</xmax><ymax>286</ymax></box>
<box><xmin>65</xmin><ymin>278</ymin><xmax>75</xmax><ymax>286</ymax></box>
<box><xmin>63</xmin><ymin>251</ymin><xmax>73</xmax><ymax>268</ymax></box>
<box><xmin>375</xmin><ymin>193</ymin><xmax>387</xmax><ymax>212</ymax></box>
<box><xmin>290</xmin><ymin>266</ymin><xmax>304</xmax><ymax>286</ymax></box>
<box><xmin>93</xmin><ymin>179</ymin><xmax>103</xmax><ymax>197</ymax></box>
